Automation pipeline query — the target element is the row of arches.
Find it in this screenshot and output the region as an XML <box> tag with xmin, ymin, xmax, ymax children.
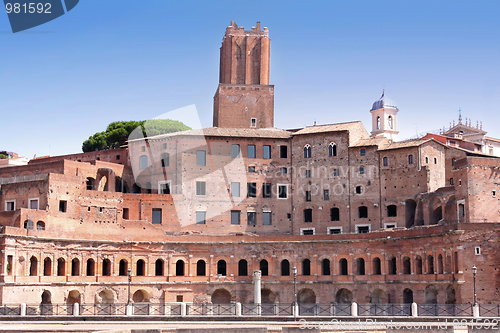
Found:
<box><xmin>23</xmin><ymin>220</ymin><xmax>45</xmax><ymax>230</ymax></box>
<box><xmin>19</xmin><ymin>252</ymin><xmax>456</xmax><ymax>278</ymax></box>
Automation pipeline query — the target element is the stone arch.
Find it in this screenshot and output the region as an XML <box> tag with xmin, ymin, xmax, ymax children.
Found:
<box><xmin>302</xmin><ymin>259</ymin><xmax>311</xmax><ymax>276</ymax></box>
<box><xmin>335</xmin><ymin>288</ymin><xmax>353</xmax><ymax>304</ymax></box>
<box><xmin>175</xmin><ymin>259</ymin><xmax>185</xmax><ymax>276</ymax></box>
<box><xmin>445</xmin><ymin>285</ymin><xmax>456</xmax><ymax>304</ymax></box>
<box><xmin>102</xmin><ymin>258</ymin><xmax>111</xmax><ymax>276</ymax></box>
<box><xmin>356</xmin><ymin>257</ymin><xmax>365</xmax><ymax>275</ymax></box>
<box><xmin>41</xmin><ymin>290</ymin><xmax>52</xmax><ymax>304</ymax></box>
<box><xmin>261</xmin><ymin>288</ymin><xmax>276</xmax><ymax>304</ymax></box>
<box><xmin>372</xmin><ymin>257</ymin><xmax>381</xmax><ymax>275</ymax></box>
<box><xmin>298</xmin><ymin>288</ymin><xmax>316</xmax><ymax>304</ymax></box>
<box><xmin>403</xmin><ymin>256</ymin><xmax>411</xmax><ymax>274</ymax></box>
<box><xmin>217</xmin><ymin>259</ymin><xmax>227</xmax><ymax>276</ymax></box>
<box><xmin>371</xmin><ymin>289</ymin><xmax>387</xmax><ymax>304</ymax></box>
<box><xmin>133</xmin><ymin>289</ymin><xmax>150</xmax><ymax>303</ymax></box>
<box><xmin>71</xmin><ymin>258</ymin><xmax>80</xmax><ymax>276</ymax></box>
<box><xmin>339</xmin><ymin>258</ymin><xmax>348</xmax><ymax>275</ymax></box>
<box><xmin>86</xmin><ymin>258</ymin><xmax>95</xmax><ymax>276</ymax></box>
<box><xmin>24</xmin><ymin>220</ymin><xmax>34</xmax><ymax>230</ymax></box>
<box><xmin>427</xmin><ymin>255</ymin><xmax>435</xmax><ymax>274</ymax></box>
<box><xmin>67</xmin><ymin>290</ymin><xmax>81</xmax><ymax>305</ymax></box>
<box><xmin>41</xmin><ymin>290</ymin><xmax>53</xmax><ymax>315</ymax></box>
<box><xmin>405</xmin><ymin>199</ymin><xmax>417</xmax><ymax>228</ymax></box>
<box><xmin>119</xmin><ymin>259</ymin><xmax>128</xmax><ymax>276</ymax></box>
<box><xmin>57</xmin><ymin>258</ymin><xmax>66</xmax><ymax>276</ymax></box>
<box><xmin>36</xmin><ymin>221</ymin><xmax>45</xmax><ymax>230</ymax></box>
<box><xmin>197</xmin><ymin>260</ymin><xmax>206</xmax><ymax>276</ymax></box>
<box><xmin>280</xmin><ymin>259</ymin><xmax>290</xmax><ymax>276</ymax></box>
<box><xmin>260</xmin><ymin>259</ymin><xmax>269</xmax><ymax>276</ymax></box>
<box><xmin>321</xmin><ymin>258</ymin><xmax>331</xmax><ymax>275</ymax></box>
<box><xmin>403</xmin><ymin>288</ymin><xmax>414</xmax><ymax>304</ymax></box>
<box><xmin>415</xmin><ymin>255</ymin><xmax>423</xmax><ymax>274</ymax></box>
<box><xmin>437</xmin><ymin>254</ymin><xmax>444</xmax><ymax>274</ymax></box>
<box><xmin>155</xmin><ymin>258</ymin><xmax>164</xmax><ymax>276</ymax></box>
<box><xmin>425</xmin><ymin>285</ymin><xmax>438</xmax><ymax>304</ymax></box>
<box><xmin>211</xmin><ymin>288</ymin><xmax>231</xmax><ymax>304</ymax></box>
<box><xmin>96</xmin><ymin>288</ymin><xmax>116</xmax><ymax>304</ymax></box>
<box><xmin>429</xmin><ymin>197</ymin><xmax>443</xmax><ymax>225</ymax></box>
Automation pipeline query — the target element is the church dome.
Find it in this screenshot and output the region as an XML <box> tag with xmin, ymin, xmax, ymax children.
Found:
<box><xmin>371</xmin><ymin>90</ymin><xmax>398</xmax><ymax>111</ymax></box>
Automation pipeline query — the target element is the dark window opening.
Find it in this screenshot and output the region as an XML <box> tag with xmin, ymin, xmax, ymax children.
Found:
<box><xmin>339</xmin><ymin>258</ymin><xmax>348</xmax><ymax>275</ymax></box>
<box><xmin>330</xmin><ymin>207</ymin><xmax>340</xmax><ymax>221</ymax></box>
<box><xmin>176</xmin><ymin>260</ymin><xmax>184</xmax><ymax>276</ymax></box>
<box><xmin>123</xmin><ymin>208</ymin><xmax>129</xmax><ymax>220</ymax></box>
<box><xmin>324</xmin><ymin>190</ymin><xmax>330</xmax><ymax>200</ymax></box>
<box><xmin>197</xmin><ymin>260</ymin><xmax>206</xmax><ymax>276</ymax></box>
<box><xmin>373</xmin><ymin>258</ymin><xmax>381</xmax><ymax>275</ymax></box>
<box><xmin>357</xmin><ymin>226</ymin><xmax>369</xmax><ymax>233</ymax></box>
<box><xmin>302</xmin><ymin>259</ymin><xmax>311</xmax><ymax>276</ymax></box>
<box><xmin>355</xmin><ymin>186</ymin><xmax>362</xmax><ymax>194</ymax></box>
<box><xmin>260</xmin><ymin>259</ymin><xmax>269</xmax><ymax>276</ymax></box>
<box><xmin>357</xmin><ymin>258</ymin><xmax>365</xmax><ymax>275</ymax></box>
<box><xmin>59</xmin><ymin>200</ymin><xmax>67</xmax><ymax>213</ymax></box>
<box><xmin>238</xmin><ymin>260</ymin><xmax>248</xmax><ymax>276</ymax></box>
<box><xmin>322</xmin><ymin>259</ymin><xmax>331</xmax><ymax>275</ymax></box>
<box><xmin>387</xmin><ymin>205</ymin><xmax>397</xmax><ymax>217</ymax></box>
<box><xmin>305</xmin><ymin>191</ymin><xmax>311</xmax><ymax>202</ymax></box>
<box><xmin>247</xmin><ymin>212</ymin><xmax>256</xmax><ymax>226</ymax></box>
<box><xmin>360</xmin><ymin>149</ymin><xmax>366</xmax><ymax>156</ymax></box>
<box><xmin>119</xmin><ymin>260</ymin><xmax>128</xmax><ymax>276</ymax></box>
<box><xmin>304</xmin><ymin>209</ymin><xmax>312</xmax><ymax>222</ymax></box>
<box><xmin>281</xmin><ymin>260</ymin><xmax>290</xmax><ymax>276</ymax></box>
<box><xmin>358</xmin><ymin>206</ymin><xmax>368</xmax><ymax>218</ymax></box>
<box><xmin>388</xmin><ymin>257</ymin><xmax>397</xmax><ymax>275</ymax></box>
<box><xmin>329</xmin><ymin>143</ymin><xmax>337</xmax><ymax>157</ymax></box>
<box><xmin>217</xmin><ymin>260</ymin><xmax>227</xmax><ymax>276</ymax></box>
<box><xmin>136</xmin><ymin>259</ymin><xmax>145</xmax><ymax>276</ymax></box>
<box><xmin>247</xmin><ymin>183</ymin><xmax>257</xmax><ymax>197</ymax></box>
<box><xmin>102</xmin><ymin>259</ymin><xmax>111</xmax><ymax>276</ymax></box>
<box><xmin>280</xmin><ymin>145</ymin><xmax>287</xmax><ymax>158</ymax></box>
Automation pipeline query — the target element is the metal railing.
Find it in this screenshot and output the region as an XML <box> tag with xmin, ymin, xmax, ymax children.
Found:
<box><xmin>418</xmin><ymin>304</ymin><xmax>472</xmax><ymax>317</ymax></box>
<box><xmin>0</xmin><ymin>302</ymin><xmax>496</xmax><ymax>318</ymax></box>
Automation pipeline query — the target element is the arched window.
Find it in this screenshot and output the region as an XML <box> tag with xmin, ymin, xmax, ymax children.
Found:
<box><xmin>176</xmin><ymin>260</ymin><xmax>185</xmax><ymax>276</ymax></box>
<box><xmin>356</xmin><ymin>258</ymin><xmax>365</xmax><ymax>275</ymax></box>
<box><xmin>86</xmin><ymin>258</ymin><xmax>95</xmax><ymax>276</ymax></box>
<box><xmin>260</xmin><ymin>259</ymin><xmax>269</xmax><ymax>276</ymax></box>
<box><xmin>452</xmin><ymin>158</ymin><xmax>456</xmax><ymax>166</ymax></box>
<box><xmin>57</xmin><ymin>258</ymin><xmax>65</xmax><ymax>276</ymax></box>
<box><xmin>388</xmin><ymin>116</ymin><xmax>393</xmax><ymax>129</ymax></box>
<box><xmin>30</xmin><ymin>256</ymin><xmax>38</xmax><ymax>276</ymax></box>
<box><xmin>359</xmin><ymin>165</ymin><xmax>365</xmax><ymax>174</ymax></box>
<box><xmin>383</xmin><ymin>157</ymin><xmax>388</xmax><ymax>166</ymax></box>
<box><xmin>281</xmin><ymin>260</ymin><xmax>290</xmax><ymax>276</ymax></box>
<box><xmin>321</xmin><ymin>259</ymin><xmax>331</xmax><ymax>275</ymax></box>
<box><xmin>136</xmin><ymin>259</ymin><xmax>145</xmax><ymax>276</ymax></box>
<box><xmin>217</xmin><ymin>260</ymin><xmax>227</xmax><ymax>276</ymax></box>
<box><xmin>427</xmin><ymin>255</ymin><xmax>434</xmax><ymax>274</ymax></box>
<box><xmin>155</xmin><ymin>259</ymin><xmax>164</xmax><ymax>276</ymax></box>
<box><xmin>377</xmin><ymin>116</ymin><xmax>381</xmax><ymax>130</ymax></box>
<box><xmin>415</xmin><ymin>256</ymin><xmax>423</xmax><ymax>274</ymax></box>
<box><xmin>339</xmin><ymin>258</ymin><xmax>348</xmax><ymax>275</ymax></box>
<box><xmin>197</xmin><ymin>260</ymin><xmax>206</xmax><ymax>276</ymax></box>
<box><xmin>302</xmin><ymin>259</ymin><xmax>311</xmax><ymax>276</ymax></box>
<box><xmin>372</xmin><ymin>257</ymin><xmax>381</xmax><ymax>275</ymax></box>
<box><xmin>119</xmin><ymin>259</ymin><xmax>128</xmax><ymax>276</ymax></box>
<box><xmin>408</xmin><ymin>154</ymin><xmax>414</xmax><ymax>165</ymax></box>
<box><xmin>139</xmin><ymin>155</ymin><xmax>148</xmax><ymax>170</ymax></box>
<box><xmin>43</xmin><ymin>257</ymin><xmax>52</xmax><ymax>276</ymax></box>
<box><xmin>237</xmin><ymin>259</ymin><xmax>247</xmax><ymax>276</ymax></box>
<box><xmin>71</xmin><ymin>258</ymin><xmax>80</xmax><ymax>276</ymax></box>
<box><xmin>328</xmin><ymin>142</ymin><xmax>337</xmax><ymax>157</ymax></box>
<box><xmin>403</xmin><ymin>257</ymin><xmax>411</xmax><ymax>274</ymax></box>
<box><xmin>24</xmin><ymin>220</ymin><xmax>34</xmax><ymax>230</ymax></box>
<box><xmin>437</xmin><ymin>254</ymin><xmax>444</xmax><ymax>274</ymax></box>
<box><xmin>303</xmin><ymin>144</ymin><xmax>311</xmax><ymax>158</ymax></box>
<box><xmin>388</xmin><ymin>257</ymin><xmax>397</xmax><ymax>275</ymax></box>
<box><xmin>102</xmin><ymin>258</ymin><xmax>111</xmax><ymax>276</ymax></box>
<box><xmin>36</xmin><ymin>221</ymin><xmax>45</xmax><ymax>230</ymax></box>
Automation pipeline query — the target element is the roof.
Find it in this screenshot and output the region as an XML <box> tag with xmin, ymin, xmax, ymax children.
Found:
<box><xmin>485</xmin><ymin>136</ymin><xmax>500</xmax><ymax>144</ymax></box>
<box><xmin>129</xmin><ymin>127</ymin><xmax>292</xmax><ymax>143</ymax></box>
<box><xmin>349</xmin><ymin>137</ymin><xmax>389</xmax><ymax>148</ymax></box>
<box><xmin>378</xmin><ymin>138</ymin><xmax>434</xmax><ymax>151</ymax></box>
<box><xmin>292</xmin><ymin>121</ymin><xmax>369</xmax><ymax>145</ymax></box>
<box><xmin>371</xmin><ymin>90</ymin><xmax>398</xmax><ymax>111</ymax></box>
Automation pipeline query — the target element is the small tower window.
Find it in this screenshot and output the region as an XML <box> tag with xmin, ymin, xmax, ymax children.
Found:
<box><xmin>388</xmin><ymin>116</ymin><xmax>393</xmax><ymax>129</ymax></box>
<box><xmin>250</xmin><ymin>118</ymin><xmax>257</xmax><ymax>128</ymax></box>
<box><xmin>377</xmin><ymin>116</ymin><xmax>381</xmax><ymax>130</ymax></box>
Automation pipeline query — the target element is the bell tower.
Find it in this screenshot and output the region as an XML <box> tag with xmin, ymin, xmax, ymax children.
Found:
<box><xmin>370</xmin><ymin>90</ymin><xmax>399</xmax><ymax>141</ymax></box>
<box><xmin>213</xmin><ymin>21</ymin><xmax>274</xmax><ymax>129</ymax></box>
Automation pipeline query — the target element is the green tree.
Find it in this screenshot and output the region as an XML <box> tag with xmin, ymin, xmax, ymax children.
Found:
<box><xmin>82</xmin><ymin>120</ymin><xmax>191</xmax><ymax>152</ymax></box>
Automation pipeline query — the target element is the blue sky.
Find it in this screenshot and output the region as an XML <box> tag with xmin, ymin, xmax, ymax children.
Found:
<box><xmin>1</xmin><ymin>0</ymin><xmax>499</xmax><ymax>158</ymax></box>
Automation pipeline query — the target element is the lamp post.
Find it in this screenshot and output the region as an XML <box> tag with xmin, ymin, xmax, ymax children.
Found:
<box><xmin>472</xmin><ymin>265</ymin><xmax>477</xmax><ymax>306</ymax></box>
<box><xmin>293</xmin><ymin>266</ymin><xmax>298</xmax><ymax>319</ymax></box>
<box><xmin>127</xmin><ymin>268</ymin><xmax>132</xmax><ymax>305</ymax></box>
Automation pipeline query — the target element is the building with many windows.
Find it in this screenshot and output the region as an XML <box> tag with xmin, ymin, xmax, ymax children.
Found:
<box><xmin>0</xmin><ymin>21</ymin><xmax>499</xmax><ymax>309</ymax></box>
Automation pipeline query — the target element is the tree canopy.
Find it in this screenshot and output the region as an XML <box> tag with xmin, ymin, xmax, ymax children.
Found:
<box><xmin>82</xmin><ymin>119</ymin><xmax>191</xmax><ymax>152</ymax></box>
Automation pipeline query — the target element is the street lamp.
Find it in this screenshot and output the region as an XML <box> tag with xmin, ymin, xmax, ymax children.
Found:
<box><xmin>127</xmin><ymin>268</ymin><xmax>132</xmax><ymax>305</ymax></box>
<box><xmin>472</xmin><ymin>265</ymin><xmax>477</xmax><ymax>306</ymax></box>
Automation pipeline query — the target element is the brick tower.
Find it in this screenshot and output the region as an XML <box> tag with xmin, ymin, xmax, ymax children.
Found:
<box><xmin>213</xmin><ymin>21</ymin><xmax>274</xmax><ymax>129</ymax></box>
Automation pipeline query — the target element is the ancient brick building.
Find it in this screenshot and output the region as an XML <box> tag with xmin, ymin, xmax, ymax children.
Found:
<box><xmin>0</xmin><ymin>22</ymin><xmax>499</xmax><ymax>309</ymax></box>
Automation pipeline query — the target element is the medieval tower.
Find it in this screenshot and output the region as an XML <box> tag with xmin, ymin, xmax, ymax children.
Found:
<box><xmin>213</xmin><ymin>21</ymin><xmax>274</xmax><ymax>129</ymax></box>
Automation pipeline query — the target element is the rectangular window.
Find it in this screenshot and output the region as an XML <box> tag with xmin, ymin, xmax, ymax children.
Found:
<box><xmin>248</xmin><ymin>166</ymin><xmax>255</xmax><ymax>173</ymax></box>
<box><xmin>360</xmin><ymin>149</ymin><xmax>366</xmax><ymax>156</ymax></box>
<box><xmin>231</xmin><ymin>144</ymin><xmax>240</xmax><ymax>158</ymax></box>
<box><xmin>263</xmin><ymin>212</ymin><xmax>272</xmax><ymax>225</ymax></box>
<box><xmin>139</xmin><ymin>155</ymin><xmax>148</xmax><ymax>170</ymax></box>
<box><xmin>333</xmin><ymin>169</ymin><xmax>340</xmax><ymax>177</ymax></box>
<box><xmin>247</xmin><ymin>145</ymin><xmax>256</xmax><ymax>158</ymax></box>
<box><xmin>384</xmin><ymin>223</ymin><xmax>397</xmax><ymax>229</ymax></box>
<box><xmin>161</xmin><ymin>153</ymin><xmax>170</xmax><ymax>167</ymax></box>
<box><xmin>301</xmin><ymin>228</ymin><xmax>315</xmax><ymax>235</ymax></box>
<box><xmin>305</xmin><ymin>170</ymin><xmax>311</xmax><ymax>178</ymax></box>
<box><xmin>278</xmin><ymin>185</ymin><xmax>288</xmax><ymax>199</ymax></box>
<box><xmin>196</xmin><ymin>150</ymin><xmax>206</xmax><ymax>166</ymax></box>
<box><xmin>123</xmin><ymin>208</ymin><xmax>129</xmax><ymax>220</ymax></box>
<box><xmin>281</xmin><ymin>167</ymin><xmax>287</xmax><ymax>174</ymax></box>
<box><xmin>231</xmin><ymin>210</ymin><xmax>240</xmax><ymax>225</ymax></box>
<box><xmin>305</xmin><ymin>191</ymin><xmax>311</xmax><ymax>202</ymax></box>
<box><xmin>116</xmin><ymin>155</ymin><xmax>120</xmax><ymax>160</ymax></box>
<box><xmin>59</xmin><ymin>200</ymin><xmax>67</xmax><ymax>213</ymax></box>
<box><xmin>163</xmin><ymin>143</ymin><xmax>168</xmax><ymax>149</ymax></box>
<box><xmin>152</xmin><ymin>208</ymin><xmax>162</xmax><ymax>224</ymax></box>
<box><xmin>247</xmin><ymin>183</ymin><xmax>257</xmax><ymax>198</ymax></box>
<box><xmin>251</xmin><ymin>118</ymin><xmax>257</xmax><ymax>128</ymax></box>
<box><xmin>196</xmin><ymin>211</ymin><xmax>206</xmax><ymax>224</ymax></box>
<box><xmin>247</xmin><ymin>212</ymin><xmax>256</xmax><ymax>226</ymax></box>
<box><xmin>196</xmin><ymin>181</ymin><xmax>206</xmax><ymax>196</ymax></box>
<box><xmin>280</xmin><ymin>146</ymin><xmax>288</xmax><ymax>158</ymax></box>
<box><xmin>330</xmin><ymin>208</ymin><xmax>340</xmax><ymax>221</ymax></box>
<box><xmin>29</xmin><ymin>198</ymin><xmax>39</xmax><ymax>210</ymax></box>
<box><xmin>263</xmin><ymin>183</ymin><xmax>272</xmax><ymax>198</ymax></box>
<box><xmin>327</xmin><ymin>227</ymin><xmax>342</xmax><ymax>234</ymax></box>
<box><xmin>263</xmin><ymin>145</ymin><xmax>271</xmax><ymax>159</ymax></box>
<box><xmin>231</xmin><ymin>182</ymin><xmax>240</xmax><ymax>197</ymax></box>
<box><xmin>304</xmin><ymin>209</ymin><xmax>312</xmax><ymax>222</ymax></box>
<box><xmin>5</xmin><ymin>200</ymin><xmax>15</xmax><ymax>211</ymax></box>
<box><xmin>141</xmin><ymin>146</ymin><xmax>146</xmax><ymax>152</ymax></box>
<box><xmin>356</xmin><ymin>225</ymin><xmax>371</xmax><ymax>233</ymax></box>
